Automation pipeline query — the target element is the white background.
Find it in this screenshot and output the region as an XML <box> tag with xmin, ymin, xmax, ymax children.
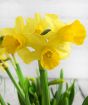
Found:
<box><xmin>0</xmin><ymin>0</ymin><xmax>88</xmax><ymax>78</ymax></box>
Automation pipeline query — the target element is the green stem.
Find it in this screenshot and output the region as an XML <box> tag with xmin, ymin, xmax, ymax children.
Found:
<box><xmin>39</xmin><ymin>62</ymin><xmax>50</xmax><ymax>105</ymax></box>
<box><xmin>11</xmin><ymin>55</ymin><xmax>31</xmax><ymax>105</ymax></box>
<box><xmin>11</xmin><ymin>55</ymin><xmax>25</xmax><ymax>85</ymax></box>
<box><xmin>0</xmin><ymin>94</ymin><xmax>6</xmax><ymax>105</ymax></box>
<box><xmin>4</xmin><ymin>67</ymin><xmax>25</xmax><ymax>102</ymax></box>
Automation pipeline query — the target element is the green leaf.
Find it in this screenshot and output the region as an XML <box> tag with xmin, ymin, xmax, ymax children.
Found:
<box><xmin>51</xmin><ymin>88</ymin><xmax>55</xmax><ymax>98</ymax></box>
<box><xmin>12</xmin><ymin>55</ymin><xmax>25</xmax><ymax>91</ymax></box>
<box><xmin>24</xmin><ymin>79</ymin><xmax>31</xmax><ymax>105</ymax></box>
<box><xmin>32</xmin><ymin>103</ymin><xmax>35</xmax><ymax>105</ymax></box>
<box><xmin>51</xmin><ymin>98</ymin><xmax>56</xmax><ymax>105</ymax></box>
<box><xmin>68</xmin><ymin>81</ymin><xmax>75</xmax><ymax>105</ymax></box>
<box><xmin>57</xmin><ymin>80</ymin><xmax>75</xmax><ymax>105</ymax></box>
<box><xmin>64</xmin><ymin>97</ymin><xmax>69</xmax><ymax>105</ymax></box>
<box><xmin>82</xmin><ymin>96</ymin><xmax>88</xmax><ymax>105</ymax></box>
<box><xmin>58</xmin><ymin>93</ymin><xmax>69</xmax><ymax>105</ymax></box>
<box><xmin>17</xmin><ymin>92</ymin><xmax>25</xmax><ymax>105</ymax></box>
<box><xmin>48</xmin><ymin>79</ymin><xmax>64</xmax><ymax>86</ymax></box>
<box><xmin>54</xmin><ymin>69</ymin><xmax>64</xmax><ymax>105</ymax></box>
<box><xmin>14</xmin><ymin>63</ymin><xmax>25</xmax><ymax>92</ymax></box>
<box><xmin>18</xmin><ymin>78</ymin><xmax>31</xmax><ymax>105</ymax></box>
<box><xmin>5</xmin><ymin>67</ymin><xmax>25</xmax><ymax>103</ymax></box>
<box><xmin>36</xmin><ymin>77</ymin><xmax>41</xmax><ymax>105</ymax></box>
<box><xmin>0</xmin><ymin>94</ymin><xmax>6</xmax><ymax>105</ymax></box>
<box><xmin>7</xmin><ymin>103</ymin><xmax>10</xmax><ymax>105</ymax></box>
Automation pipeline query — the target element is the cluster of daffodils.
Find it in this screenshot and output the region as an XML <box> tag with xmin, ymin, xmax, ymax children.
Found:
<box><xmin>0</xmin><ymin>14</ymin><xmax>87</xmax><ymax>105</ymax></box>
<box><xmin>0</xmin><ymin>14</ymin><xmax>86</xmax><ymax>70</ymax></box>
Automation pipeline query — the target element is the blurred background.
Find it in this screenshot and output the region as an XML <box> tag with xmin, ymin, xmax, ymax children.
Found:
<box><xmin>0</xmin><ymin>0</ymin><xmax>88</xmax><ymax>105</ymax></box>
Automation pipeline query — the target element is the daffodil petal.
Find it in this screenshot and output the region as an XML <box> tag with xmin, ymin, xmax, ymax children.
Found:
<box><xmin>0</xmin><ymin>28</ymin><xmax>15</xmax><ymax>36</ymax></box>
<box><xmin>26</xmin><ymin>17</ymin><xmax>37</xmax><ymax>34</ymax></box>
<box><xmin>35</xmin><ymin>13</ymin><xmax>42</xmax><ymax>25</ymax></box>
<box><xmin>0</xmin><ymin>48</ymin><xmax>5</xmax><ymax>55</ymax></box>
<box><xmin>45</xmin><ymin>14</ymin><xmax>65</xmax><ymax>31</ymax></box>
<box><xmin>58</xmin><ymin>20</ymin><xmax>86</xmax><ymax>45</ymax></box>
<box><xmin>15</xmin><ymin>16</ymin><xmax>25</xmax><ymax>33</ymax></box>
<box><xmin>57</xmin><ymin>42</ymin><xmax>71</xmax><ymax>59</ymax></box>
<box><xmin>26</xmin><ymin>33</ymin><xmax>47</xmax><ymax>50</ymax></box>
<box><xmin>18</xmin><ymin>48</ymin><xmax>39</xmax><ymax>63</ymax></box>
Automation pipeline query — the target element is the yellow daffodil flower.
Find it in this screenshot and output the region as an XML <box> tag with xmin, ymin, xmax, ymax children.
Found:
<box><xmin>25</xmin><ymin>13</ymin><xmax>48</xmax><ymax>35</ymax></box>
<box><xmin>24</xmin><ymin>14</ymin><xmax>65</xmax><ymax>49</ymax></box>
<box><xmin>0</xmin><ymin>14</ymin><xmax>86</xmax><ymax>70</ymax></box>
<box><xmin>18</xmin><ymin>17</ymin><xmax>86</xmax><ymax>70</ymax></box>
<box><xmin>0</xmin><ymin>16</ymin><xmax>27</xmax><ymax>54</ymax></box>
<box><xmin>56</xmin><ymin>20</ymin><xmax>86</xmax><ymax>45</ymax></box>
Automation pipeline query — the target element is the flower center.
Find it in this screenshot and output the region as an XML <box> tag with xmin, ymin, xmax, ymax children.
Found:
<box><xmin>45</xmin><ymin>51</ymin><xmax>52</xmax><ymax>58</ymax></box>
<box><xmin>40</xmin><ymin>48</ymin><xmax>60</xmax><ymax>70</ymax></box>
